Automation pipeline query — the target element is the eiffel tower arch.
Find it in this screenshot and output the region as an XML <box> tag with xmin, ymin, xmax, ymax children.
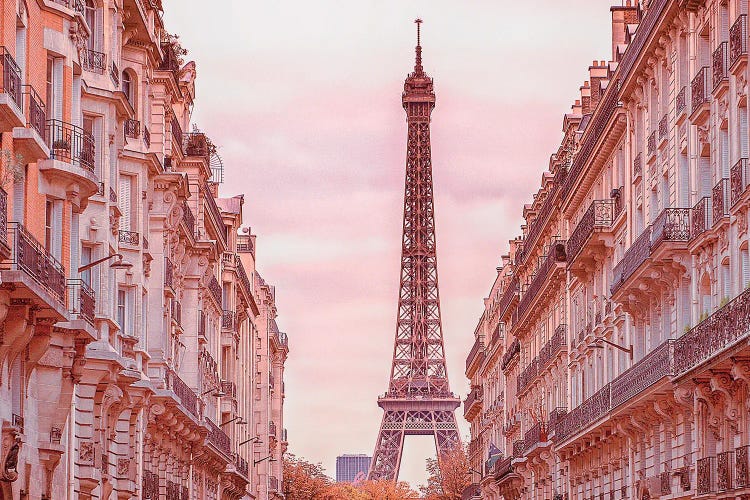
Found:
<box><xmin>368</xmin><ymin>19</ymin><xmax>461</xmax><ymax>482</ymax></box>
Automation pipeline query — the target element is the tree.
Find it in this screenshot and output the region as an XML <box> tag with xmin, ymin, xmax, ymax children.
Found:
<box><xmin>283</xmin><ymin>454</ymin><xmax>332</xmax><ymax>500</ymax></box>
<box><xmin>421</xmin><ymin>445</ymin><xmax>471</xmax><ymax>500</ymax></box>
<box><xmin>355</xmin><ymin>479</ymin><xmax>420</xmax><ymax>499</ymax></box>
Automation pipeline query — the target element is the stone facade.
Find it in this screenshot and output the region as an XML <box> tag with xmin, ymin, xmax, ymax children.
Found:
<box><xmin>0</xmin><ymin>1</ymin><xmax>288</xmax><ymax>499</ymax></box>
<box><xmin>464</xmin><ymin>1</ymin><xmax>750</xmax><ymax>499</ymax></box>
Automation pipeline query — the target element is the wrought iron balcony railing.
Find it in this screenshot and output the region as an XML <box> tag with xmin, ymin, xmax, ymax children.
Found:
<box><xmin>691</xmin><ymin>196</ymin><xmax>712</xmax><ymax>240</ymax></box>
<box><xmin>170</xmin><ymin>299</ymin><xmax>181</xmax><ymax>326</ymax></box>
<box><xmin>698</xmin><ymin>456</ymin><xmax>715</xmax><ymax>494</ymax></box>
<box><xmin>731</xmin><ymin>15</ymin><xmax>748</xmax><ymax>67</ymax></box>
<box><xmin>496</xmin><ymin>276</ymin><xmax>519</xmax><ymax>320</ymax></box>
<box><xmin>52</xmin><ymin>0</ymin><xmax>84</xmax><ymax>13</ymax></box>
<box><xmin>738</xmin><ymin>445</ymin><xmax>750</xmax><ymax>488</ymax></box>
<box><xmin>171</xmin><ymin>116</ymin><xmax>183</xmax><ymax>153</ymax></box>
<box><xmin>712</xmin><ymin>178</ymin><xmax>730</xmax><ymax>224</ymax></box>
<box><xmin>208</xmin><ymin>275</ymin><xmax>222</xmax><ymax>306</ymax></box>
<box><xmin>713</xmin><ymin>41</ymin><xmax>729</xmax><ymax>90</ymax></box>
<box><xmin>676</xmin><ymin>86</ymin><xmax>687</xmax><ymax>117</ymax></box>
<box><xmin>164</xmin><ymin>257</ymin><xmax>174</xmax><ymax>289</ymax></box>
<box><xmin>22</xmin><ymin>85</ymin><xmax>46</xmax><ymax>140</ymax></box>
<box><xmin>516</xmin><ymin>241</ymin><xmax>566</xmax><ymax>321</ymax></box>
<box><xmin>610</xmin><ymin>339</ymin><xmax>674</xmax><ymax>408</ymax></box>
<box><xmin>462</xmin><ymin>483</ymin><xmax>481</xmax><ymax>500</ymax></box>
<box><xmin>674</xmin><ymin>286</ymin><xmax>750</xmax><ymax>375</ymax></box>
<box><xmin>109</xmin><ymin>187</ymin><xmax>117</xmax><ymax>203</ymax></box>
<box><xmin>5</xmin><ymin>222</ymin><xmax>66</xmax><ymax>304</ymax></box>
<box><xmin>143</xmin><ymin>125</ymin><xmax>151</xmax><ymax>148</ymax></box>
<box><xmin>222</xmin><ymin>310</ymin><xmax>236</xmax><ymax>331</ymax></box>
<box><xmin>124</xmin><ymin>118</ymin><xmax>140</xmax><ymax>139</ymax></box>
<box><xmin>554</xmin><ymin>383</ymin><xmax>611</xmax><ymax>443</ymax></box>
<box><xmin>202</xmin><ymin>183</ymin><xmax>228</xmax><ymax>244</ymax></box>
<box><xmin>731</xmin><ymin>158</ymin><xmax>749</xmax><ymax>206</ymax></box>
<box><xmin>48</xmin><ymin>119</ymin><xmax>95</xmax><ymax>172</ymax></box>
<box><xmin>81</xmin><ymin>48</ymin><xmax>106</xmax><ymax>74</ymax></box>
<box><xmin>221</xmin><ymin>380</ymin><xmax>236</xmax><ymax>399</ymax></box>
<box><xmin>501</xmin><ymin>338</ymin><xmax>520</xmax><ymax>371</ymax></box>
<box><xmin>67</xmin><ymin>278</ymin><xmax>95</xmax><ymax>325</ymax></box>
<box><xmin>634</xmin><ymin>152</ymin><xmax>643</xmax><ymax>178</ymax></box>
<box><xmin>463</xmin><ymin>385</ymin><xmax>483</xmax><ymax>417</ymax></box>
<box><xmin>647</xmin><ymin>130</ymin><xmax>656</xmax><ymax>157</ymax></box>
<box><xmin>118</xmin><ymin>230</ymin><xmax>139</xmax><ymax>246</ymax></box>
<box><xmin>110</xmin><ymin>60</ymin><xmax>119</xmax><ymax>87</ymax></box>
<box><xmin>465</xmin><ymin>338</ymin><xmax>485</xmax><ymax>372</ymax></box>
<box><xmin>182</xmin><ymin>201</ymin><xmax>196</xmax><ymax>237</ymax></box>
<box><xmin>235</xmin><ymin>256</ymin><xmax>253</xmax><ymax>300</ymax></box>
<box><xmin>718</xmin><ymin>450</ymin><xmax>734</xmax><ymax>491</ymax></box>
<box><xmin>165</xmin><ymin>368</ymin><xmax>198</xmax><ymax>417</ymax></box>
<box><xmin>0</xmin><ymin>47</ymin><xmax>22</xmax><ymax>109</ymax></box>
<box><xmin>658</xmin><ymin>114</ymin><xmax>668</xmax><ymax>140</ymax></box>
<box><xmin>235</xmin><ymin>454</ymin><xmax>249</xmax><ymax>477</ymax></box>
<box><xmin>205</xmin><ymin>418</ymin><xmax>231</xmax><ymax>456</ymax></box>
<box><xmin>691</xmin><ymin>66</ymin><xmax>710</xmax><ymax>115</ymax></box>
<box><xmin>567</xmin><ymin>199</ymin><xmax>616</xmax><ymax>264</ymax></box>
<box><xmin>0</xmin><ymin>187</ymin><xmax>7</xmax><ymax>247</ymax></box>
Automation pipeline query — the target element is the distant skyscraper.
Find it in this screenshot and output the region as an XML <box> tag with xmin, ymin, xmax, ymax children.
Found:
<box><xmin>336</xmin><ymin>454</ymin><xmax>372</xmax><ymax>483</ymax></box>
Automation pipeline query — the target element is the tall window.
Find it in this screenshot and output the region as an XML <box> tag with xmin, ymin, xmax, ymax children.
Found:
<box><xmin>741</xmin><ymin>244</ymin><xmax>750</xmax><ymax>290</ymax></box>
<box><xmin>81</xmin><ymin>246</ymin><xmax>93</xmax><ymax>285</ymax></box>
<box><xmin>84</xmin><ymin>0</ymin><xmax>96</xmax><ymax>50</ymax></box>
<box><xmin>45</xmin><ymin>200</ymin><xmax>53</xmax><ymax>252</ymax></box>
<box><xmin>117</xmin><ymin>288</ymin><xmax>134</xmax><ymax>335</ymax></box>
<box><xmin>122</xmin><ymin>71</ymin><xmax>132</xmax><ymax>104</ymax></box>
<box><xmin>16</xmin><ymin>3</ymin><xmax>27</xmax><ymax>83</ymax></box>
<box><xmin>119</xmin><ymin>175</ymin><xmax>134</xmax><ymax>231</ymax></box>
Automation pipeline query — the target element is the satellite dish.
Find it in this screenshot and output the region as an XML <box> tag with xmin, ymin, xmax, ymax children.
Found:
<box><xmin>210</xmin><ymin>150</ymin><xmax>224</xmax><ymax>183</ymax></box>
<box><xmin>242</xmin><ymin>227</ymin><xmax>250</xmax><ymax>234</ymax></box>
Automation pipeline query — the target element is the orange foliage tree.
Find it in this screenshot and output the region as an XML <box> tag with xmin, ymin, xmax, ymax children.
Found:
<box><xmin>283</xmin><ymin>454</ymin><xmax>332</xmax><ymax>500</ymax></box>
<box><xmin>420</xmin><ymin>445</ymin><xmax>471</xmax><ymax>500</ymax></box>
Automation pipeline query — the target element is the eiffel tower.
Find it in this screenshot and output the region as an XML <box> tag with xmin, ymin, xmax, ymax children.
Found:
<box><xmin>368</xmin><ymin>19</ymin><xmax>461</xmax><ymax>482</ymax></box>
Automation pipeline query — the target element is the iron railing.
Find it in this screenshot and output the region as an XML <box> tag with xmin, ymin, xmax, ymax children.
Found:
<box><xmin>205</xmin><ymin>418</ymin><xmax>230</xmax><ymax>456</ymax></box>
<box><xmin>737</xmin><ymin>444</ymin><xmax>750</xmax><ymax>488</ymax></box>
<box><xmin>0</xmin><ymin>47</ymin><xmax>22</xmax><ymax>108</ymax></box>
<box><xmin>465</xmin><ymin>338</ymin><xmax>485</xmax><ymax>372</ymax></box>
<box><xmin>109</xmin><ymin>186</ymin><xmax>117</xmax><ymax>203</ymax></box>
<box><xmin>52</xmin><ymin>0</ymin><xmax>84</xmax><ymax>12</ymax></box>
<box><xmin>658</xmin><ymin>114</ymin><xmax>668</xmax><ymax>140</ymax></box>
<box><xmin>171</xmin><ymin>116</ymin><xmax>183</xmax><ymax>152</ymax></box>
<box><xmin>182</xmin><ymin>201</ymin><xmax>195</xmax><ymax>237</ymax></box>
<box><xmin>463</xmin><ymin>385</ymin><xmax>482</xmax><ymax>416</ymax></box>
<box><xmin>567</xmin><ymin>200</ymin><xmax>615</xmax><ymax>264</ymax></box>
<box><xmin>81</xmin><ymin>48</ymin><xmax>106</xmax><ymax>74</ymax></box>
<box><xmin>0</xmin><ymin>188</ymin><xmax>7</xmax><ymax>246</ymax></box>
<box><xmin>165</xmin><ymin>368</ymin><xmax>198</xmax><ymax>417</ymax></box>
<box><xmin>554</xmin><ymin>383</ymin><xmax>611</xmax><ymax>443</ymax></box>
<box><xmin>202</xmin><ymin>183</ymin><xmax>228</xmax><ymax>244</ymax></box>
<box><xmin>712</xmin><ymin>178</ymin><xmax>730</xmax><ymax>224</ymax></box>
<box><xmin>501</xmin><ymin>338</ymin><xmax>520</xmax><ymax>371</ymax></box>
<box><xmin>718</xmin><ymin>450</ymin><xmax>734</xmax><ymax>491</ymax></box>
<box><xmin>5</xmin><ymin>222</ymin><xmax>66</xmax><ymax>304</ymax></box>
<box><xmin>48</xmin><ymin>119</ymin><xmax>95</xmax><ymax>172</ymax></box>
<box><xmin>221</xmin><ymin>380</ymin><xmax>236</xmax><ymax>398</ymax></box>
<box><xmin>633</xmin><ymin>152</ymin><xmax>643</xmax><ymax>178</ymax></box>
<box><xmin>22</xmin><ymin>85</ymin><xmax>46</xmax><ymax>140</ymax></box>
<box><xmin>142</xmin><ymin>470</ymin><xmax>159</xmax><ymax>499</ymax></box>
<box><xmin>170</xmin><ymin>299</ymin><xmax>181</xmax><ymax>326</ymax></box>
<box><xmin>110</xmin><ymin>60</ymin><xmax>119</xmax><ymax>87</ymax></box>
<box><xmin>235</xmin><ymin>256</ymin><xmax>253</xmax><ymax>299</ymax></box>
<box><xmin>676</xmin><ymin>86</ymin><xmax>687</xmax><ymax>117</ymax></box>
<box><xmin>647</xmin><ymin>130</ymin><xmax>657</xmax><ymax>157</ymax></box>
<box><xmin>222</xmin><ymin>310</ymin><xmax>236</xmax><ymax>330</ymax></box>
<box><xmin>516</xmin><ymin>241</ymin><xmax>566</xmax><ymax>321</ymax></box>
<box><xmin>67</xmin><ymin>278</ymin><xmax>95</xmax><ymax>325</ymax></box>
<box><xmin>164</xmin><ymin>257</ymin><xmax>174</xmax><ymax>289</ymax></box>
<box><xmin>118</xmin><ymin>230</ymin><xmax>140</xmax><ymax>246</ymax></box>
<box><xmin>691</xmin><ymin>196</ymin><xmax>712</xmax><ymax>240</ymax></box>
<box><xmin>731</xmin><ymin>15</ymin><xmax>748</xmax><ymax>67</ymax></box>
<box><xmin>731</xmin><ymin>158</ymin><xmax>748</xmax><ymax>206</ymax></box>
<box><xmin>124</xmin><ymin>118</ymin><xmax>140</xmax><ymax>139</ymax></box>
<box><xmin>713</xmin><ymin>41</ymin><xmax>729</xmax><ymax>89</ymax></box>
<box><xmin>698</xmin><ymin>456</ymin><xmax>715</xmax><ymax>494</ymax></box>
<box><xmin>691</xmin><ymin>66</ymin><xmax>710</xmax><ymax>115</ymax></box>
<box><xmin>143</xmin><ymin>126</ymin><xmax>151</xmax><ymax>148</ymax></box>
<box><xmin>235</xmin><ymin>454</ymin><xmax>249</xmax><ymax>477</ymax></box>
<box><xmin>610</xmin><ymin>340</ymin><xmax>673</xmax><ymax>407</ymax></box>
<box><xmin>207</xmin><ymin>275</ymin><xmax>222</xmax><ymax>306</ymax></box>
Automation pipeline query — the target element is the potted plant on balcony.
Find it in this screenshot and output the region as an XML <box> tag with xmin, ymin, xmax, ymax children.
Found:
<box><xmin>52</xmin><ymin>139</ymin><xmax>71</xmax><ymax>160</ymax></box>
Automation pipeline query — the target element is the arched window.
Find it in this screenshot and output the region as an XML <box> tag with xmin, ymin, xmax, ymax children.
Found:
<box><xmin>122</xmin><ymin>71</ymin><xmax>133</xmax><ymax>104</ymax></box>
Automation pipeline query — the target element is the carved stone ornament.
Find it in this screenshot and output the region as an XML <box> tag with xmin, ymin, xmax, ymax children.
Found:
<box><xmin>79</xmin><ymin>440</ymin><xmax>95</xmax><ymax>465</ymax></box>
<box><xmin>697</xmin><ymin>124</ymin><xmax>710</xmax><ymax>145</ymax></box>
<box><xmin>739</xmin><ymin>210</ymin><xmax>748</xmax><ymax>236</ymax></box>
<box><xmin>1</xmin><ymin>430</ymin><xmax>21</xmax><ymax>482</ymax></box>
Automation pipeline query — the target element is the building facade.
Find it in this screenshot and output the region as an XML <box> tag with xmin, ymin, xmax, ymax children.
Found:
<box><xmin>336</xmin><ymin>454</ymin><xmax>372</xmax><ymax>483</ymax></box>
<box><xmin>465</xmin><ymin>0</ymin><xmax>750</xmax><ymax>499</ymax></box>
<box><xmin>0</xmin><ymin>1</ymin><xmax>288</xmax><ymax>499</ymax></box>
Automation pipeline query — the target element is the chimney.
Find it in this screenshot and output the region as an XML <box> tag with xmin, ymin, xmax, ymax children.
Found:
<box><xmin>589</xmin><ymin>60</ymin><xmax>609</xmax><ymax>110</ymax></box>
<box><xmin>610</xmin><ymin>1</ymin><xmax>640</xmax><ymax>62</ymax></box>
<box><xmin>580</xmin><ymin>81</ymin><xmax>592</xmax><ymax>114</ymax></box>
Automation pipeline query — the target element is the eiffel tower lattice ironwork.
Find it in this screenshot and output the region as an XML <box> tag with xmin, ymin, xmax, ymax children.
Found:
<box><xmin>368</xmin><ymin>19</ymin><xmax>461</xmax><ymax>482</ymax></box>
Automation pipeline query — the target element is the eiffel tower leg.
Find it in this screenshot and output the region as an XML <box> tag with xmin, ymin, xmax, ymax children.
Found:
<box><xmin>369</xmin><ymin>411</ymin><xmax>405</xmax><ymax>482</ymax></box>
<box><xmin>433</xmin><ymin>411</ymin><xmax>461</xmax><ymax>456</ymax></box>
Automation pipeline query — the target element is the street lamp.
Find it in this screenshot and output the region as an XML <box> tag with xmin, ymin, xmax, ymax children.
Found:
<box><xmin>254</xmin><ymin>456</ymin><xmax>277</xmax><ymax>465</ymax></box>
<box><xmin>200</xmin><ymin>388</ymin><xmax>225</xmax><ymax>397</ymax></box>
<box><xmin>587</xmin><ymin>338</ymin><xmax>633</xmax><ymax>359</ymax></box>
<box><xmin>220</xmin><ymin>416</ymin><xmax>246</xmax><ymax>427</ymax></box>
<box><xmin>78</xmin><ymin>253</ymin><xmax>133</xmax><ymax>273</ymax></box>
<box><xmin>238</xmin><ymin>437</ymin><xmax>260</xmax><ymax>446</ymax></box>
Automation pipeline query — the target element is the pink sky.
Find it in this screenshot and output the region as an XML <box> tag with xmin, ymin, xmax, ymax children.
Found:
<box><xmin>164</xmin><ymin>0</ymin><xmax>612</xmax><ymax>487</ymax></box>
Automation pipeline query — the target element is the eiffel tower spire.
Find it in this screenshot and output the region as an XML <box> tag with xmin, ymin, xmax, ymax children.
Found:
<box><xmin>368</xmin><ymin>20</ymin><xmax>461</xmax><ymax>482</ymax></box>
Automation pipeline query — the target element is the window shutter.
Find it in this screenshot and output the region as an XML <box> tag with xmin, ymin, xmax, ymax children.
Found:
<box><xmin>699</xmin><ymin>156</ymin><xmax>712</xmax><ymax>197</ymax></box>
<box><xmin>679</xmin><ymin>153</ymin><xmax>690</xmax><ymax>207</ymax></box>
<box><xmin>70</xmin><ymin>211</ymin><xmax>79</xmax><ymax>276</ymax></box>
<box><xmin>15</xmin><ymin>27</ymin><xmax>26</xmax><ymax>84</ymax></box>
<box><xmin>53</xmin><ymin>58</ymin><xmax>63</xmax><ymax>120</ymax></box>
<box><xmin>721</xmin><ymin>129</ymin><xmax>730</xmax><ymax>177</ymax></box>
<box><xmin>93</xmin><ymin>118</ymin><xmax>102</xmax><ymax>178</ymax></box>
<box><xmin>12</xmin><ymin>176</ymin><xmax>25</xmax><ymax>223</ymax></box>
<box><xmin>740</xmin><ymin>108</ymin><xmax>748</xmax><ymax>158</ymax></box>
<box><xmin>72</xmin><ymin>76</ymin><xmax>82</xmax><ymax>128</ymax></box>
<box><xmin>52</xmin><ymin>200</ymin><xmax>63</xmax><ymax>260</ymax></box>
<box><xmin>119</xmin><ymin>177</ymin><xmax>131</xmax><ymax>230</ymax></box>
<box><xmin>742</xmin><ymin>248</ymin><xmax>750</xmax><ymax>289</ymax></box>
<box><xmin>95</xmin><ymin>8</ymin><xmax>104</xmax><ymax>52</ymax></box>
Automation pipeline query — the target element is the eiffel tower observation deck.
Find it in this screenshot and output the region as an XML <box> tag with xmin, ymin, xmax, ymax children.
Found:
<box><xmin>368</xmin><ymin>19</ymin><xmax>461</xmax><ymax>482</ymax></box>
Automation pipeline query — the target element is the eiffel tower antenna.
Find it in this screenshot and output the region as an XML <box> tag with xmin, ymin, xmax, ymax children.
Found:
<box><xmin>368</xmin><ymin>19</ymin><xmax>461</xmax><ymax>482</ymax></box>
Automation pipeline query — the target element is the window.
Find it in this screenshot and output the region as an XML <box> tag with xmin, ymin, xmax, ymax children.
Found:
<box><xmin>742</xmin><ymin>245</ymin><xmax>750</xmax><ymax>290</ymax></box>
<box><xmin>84</xmin><ymin>0</ymin><xmax>96</xmax><ymax>50</ymax></box>
<box><xmin>116</xmin><ymin>288</ymin><xmax>134</xmax><ymax>335</ymax></box>
<box><xmin>16</xmin><ymin>3</ymin><xmax>27</xmax><ymax>83</ymax></box>
<box><xmin>45</xmin><ymin>200</ymin><xmax>53</xmax><ymax>252</ymax></box>
<box><xmin>122</xmin><ymin>71</ymin><xmax>132</xmax><ymax>104</ymax></box>
<box><xmin>117</xmin><ymin>289</ymin><xmax>126</xmax><ymax>331</ymax></box>
<box><xmin>81</xmin><ymin>246</ymin><xmax>93</xmax><ymax>285</ymax></box>
<box><xmin>119</xmin><ymin>175</ymin><xmax>134</xmax><ymax>231</ymax></box>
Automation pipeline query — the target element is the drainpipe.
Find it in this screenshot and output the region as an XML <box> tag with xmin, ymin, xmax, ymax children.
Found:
<box><xmin>67</xmin><ymin>393</ymin><xmax>75</xmax><ymax>500</ymax></box>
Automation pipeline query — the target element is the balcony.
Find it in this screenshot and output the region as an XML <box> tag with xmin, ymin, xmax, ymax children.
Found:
<box><xmin>207</xmin><ymin>275</ymin><xmax>222</xmax><ymax>307</ymax></box>
<box><xmin>222</xmin><ymin>310</ymin><xmax>236</xmax><ymax>331</ymax></box>
<box><xmin>676</xmin><ymin>86</ymin><xmax>687</xmax><ymax>119</ymax></box>
<box><xmin>730</xmin><ymin>15</ymin><xmax>748</xmax><ymax>70</ymax></box>
<box><xmin>202</xmin><ymin>183</ymin><xmax>228</xmax><ymax>246</ymax></box>
<box><xmin>164</xmin><ymin>257</ymin><xmax>174</xmax><ymax>291</ymax></box>
<box><xmin>143</xmin><ymin>126</ymin><xmax>151</xmax><ymax>148</ymax></box>
<box><xmin>181</xmin><ymin>201</ymin><xmax>196</xmax><ymax>238</ymax></box>
<box><xmin>170</xmin><ymin>116</ymin><xmax>183</xmax><ymax>155</ymax></box>
<box><xmin>496</xmin><ymin>277</ymin><xmax>519</xmax><ymax>322</ymax></box>
<box><xmin>13</xmin><ymin>86</ymin><xmax>49</xmax><ymax>162</ymax></box>
<box><xmin>658</xmin><ymin>114</ymin><xmax>668</xmax><ymax>143</ymax></box>
<box><xmin>110</xmin><ymin>60</ymin><xmax>119</xmax><ymax>87</ymax></box>
<box><xmin>81</xmin><ymin>48</ymin><xmax>106</xmax><ymax>74</ymax></box>
<box><xmin>2</xmin><ymin>222</ymin><xmax>66</xmax><ymax>310</ymax></box>
<box><xmin>712</xmin><ymin>178</ymin><xmax>730</xmax><ymax>226</ymax></box>
<box><xmin>610</xmin><ymin>339</ymin><xmax>674</xmax><ymax>407</ymax></box>
<box><xmin>118</xmin><ymin>230</ymin><xmax>140</xmax><ymax>247</ymax></box>
<box><xmin>674</xmin><ymin>286</ymin><xmax>750</xmax><ymax>376</ymax></box>
<box><xmin>611</xmin><ymin>208</ymin><xmax>690</xmax><ymax>299</ymax></box>
<box><xmin>731</xmin><ymin>158</ymin><xmax>749</xmax><ymax>207</ymax></box>
<box><xmin>0</xmin><ymin>47</ymin><xmax>24</xmax><ymax>132</ymax></box>
<box><xmin>554</xmin><ymin>383</ymin><xmax>611</xmax><ymax>443</ymax></box>
<box><xmin>633</xmin><ymin>152</ymin><xmax>643</xmax><ymax>178</ymax></box>
<box><xmin>463</xmin><ymin>385</ymin><xmax>483</xmax><ymax>419</ymax></box>
<box><xmin>465</xmin><ymin>338</ymin><xmax>485</xmax><ymax>375</ymax></box>
<box><xmin>691</xmin><ymin>196</ymin><xmax>712</xmax><ymax>241</ymax></box>
<box><xmin>42</xmin><ymin>119</ymin><xmax>98</xmax><ymax>199</ymax></box>
<box><xmin>698</xmin><ymin>456</ymin><xmax>715</xmax><ymax>495</ymax></box>
<box><xmin>501</xmin><ymin>338</ymin><xmax>520</xmax><ymax>371</ymax></box>
<box><xmin>516</xmin><ymin>241</ymin><xmax>566</xmax><ymax>325</ymax></box>
<box><xmin>713</xmin><ymin>41</ymin><xmax>729</xmax><ymax>92</ymax></box>
<box><xmin>165</xmin><ymin>368</ymin><xmax>198</xmax><ymax>418</ymax></box>
<box><xmin>67</xmin><ymin>278</ymin><xmax>95</xmax><ymax>325</ymax></box>
<box><xmin>183</xmin><ymin>132</ymin><xmax>212</xmax><ymax>160</ymax></box>
<box><xmin>52</xmin><ymin>0</ymin><xmax>84</xmax><ymax>13</ymax></box>
<box><xmin>567</xmin><ymin>199</ymin><xmax>619</xmax><ymax>274</ymax></box>
<box><xmin>234</xmin><ymin>454</ymin><xmax>249</xmax><ymax>477</ymax></box>
<box><xmin>647</xmin><ymin>130</ymin><xmax>656</xmax><ymax>158</ymax></box>
<box><xmin>170</xmin><ymin>299</ymin><xmax>181</xmax><ymax>327</ymax></box>
<box><xmin>205</xmin><ymin>418</ymin><xmax>231</xmax><ymax>457</ymax></box>
<box><xmin>124</xmin><ymin>118</ymin><xmax>140</xmax><ymax>140</ymax></box>
<box><xmin>269</xmin><ymin>476</ymin><xmax>279</xmax><ymax>492</ymax></box>
<box><xmin>269</xmin><ymin>420</ymin><xmax>277</xmax><ymax>438</ymax></box>
<box><xmin>690</xmin><ymin>66</ymin><xmax>710</xmax><ymax>121</ymax></box>
<box><xmin>522</xmin><ymin>422</ymin><xmax>550</xmax><ymax>455</ymax></box>
<box><xmin>221</xmin><ymin>380</ymin><xmax>236</xmax><ymax>399</ymax></box>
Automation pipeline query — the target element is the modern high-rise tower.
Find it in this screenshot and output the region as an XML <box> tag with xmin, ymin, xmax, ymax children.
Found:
<box><xmin>368</xmin><ymin>20</ymin><xmax>461</xmax><ymax>482</ymax></box>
